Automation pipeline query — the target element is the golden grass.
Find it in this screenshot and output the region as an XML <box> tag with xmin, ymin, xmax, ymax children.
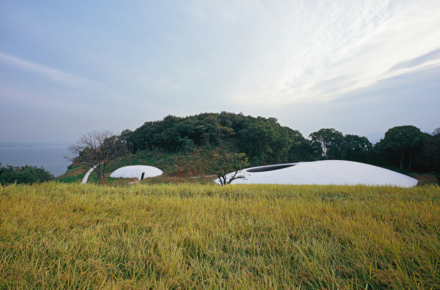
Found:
<box><xmin>0</xmin><ymin>182</ymin><xmax>439</xmax><ymax>289</ymax></box>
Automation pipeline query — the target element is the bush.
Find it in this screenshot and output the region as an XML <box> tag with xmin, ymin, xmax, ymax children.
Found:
<box><xmin>0</xmin><ymin>163</ymin><xmax>54</xmax><ymax>185</ymax></box>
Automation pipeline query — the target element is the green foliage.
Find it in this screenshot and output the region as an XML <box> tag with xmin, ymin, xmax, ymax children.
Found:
<box><xmin>309</xmin><ymin>128</ymin><xmax>344</xmax><ymax>159</ymax></box>
<box><xmin>71</xmin><ymin>114</ymin><xmax>438</xmax><ymax>180</ymax></box>
<box><xmin>1</xmin><ymin>182</ymin><xmax>439</xmax><ymax>288</ymax></box>
<box><xmin>179</xmin><ymin>136</ymin><xmax>195</xmax><ymax>153</ymax></box>
<box><xmin>238</xmin><ymin>117</ymin><xmax>294</xmax><ymax>164</ymax></box>
<box><xmin>56</xmin><ymin>173</ymin><xmax>86</xmax><ymax>184</ymax></box>
<box><xmin>341</xmin><ymin>134</ymin><xmax>372</xmax><ymax>162</ymax></box>
<box><xmin>308</xmin><ymin>129</ymin><xmax>373</xmax><ymax>162</ymax></box>
<box><xmin>0</xmin><ymin>163</ymin><xmax>54</xmax><ymax>185</ymax></box>
<box><xmin>422</xmin><ymin>133</ymin><xmax>440</xmax><ymax>179</ymax></box>
<box><xmin>376</xmin><ymin>125</ymin><xmax>429</xmax><ymax>169</ymax></box>
<box><xmin>122</xmin><ymin>112</ymin><xmax>316</xmax><ymax>166</ymax></box>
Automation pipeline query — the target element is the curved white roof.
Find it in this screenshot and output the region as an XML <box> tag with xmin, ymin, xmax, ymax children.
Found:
<box><xmin>215</xmin><ymin>160</ymin><xmax>418</xmax><ymax>187</ymax></box>
<box><xmin>110</xmin><ymin>165</ymin><xmax>162</xmax><ymax>180</ymax></box>
<box><xmin>82</xmin><ymin>164</ymin><xmax>98</xmax><ymax>185</ymax></box>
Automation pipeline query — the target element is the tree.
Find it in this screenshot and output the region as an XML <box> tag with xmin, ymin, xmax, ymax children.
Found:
<box><xmin>286</xmin><ymin>128</ymin><xmax>318</xmax><ymax>162</ymax></box>
<box><xmin>209</xmin><ymin>152</ymin><xmax>249</xmax><ymax>185</ymax></box>
<box><xmin>0</xmin><ymin>163</ymin><xmax>54</xmax><ymax>185</ymax></box>
<box><xmin>375</xmin><ymin>125</ymin><xmax>428</xmax><ymax>170</ymax></box>
<box><xmin>341</xmin><ymin>134</ymin><xmax>372</xmax><ymax>161</ymax></box>
<box><xmin>69</xmin><ymin>131</ymin><xmax>128</xmax><ymax>181</ymax></box>
<box><xmin>422</xmin><ymin>130</ymin><xmax>440</xmax><ymax>180</ymax></box>
<box><xmin>180</xmin><ymin>136</ymin><xmax>195</xmax><ymax>153</ymax></box>
<box><xmin>433</xmin><ymin>127</ymin><xmax>440</xmax><ymax>136</ymax></box>
<box><xmin>238</xmin><ymin>117</ymin><xmax>292</xmax><ymax>164</ymax></box>
<box><xmin>309</xmin><ymin>128</ymin><xmax>344</xmax><ymax>159</ymax></box>
<box><xmin>373</xmin><ymin>138</ymin><xmax>390</xmax><ymax>166</ymax></box>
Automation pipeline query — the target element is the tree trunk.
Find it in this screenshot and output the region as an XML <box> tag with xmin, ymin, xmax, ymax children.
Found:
<box><xmin>97</xmin><ymin>164</ymin><xmax>102</xmax><ymax>180</ymax></box>
<box><xmin>400</xmin><ymin>152</ymin><xmax>405</xmax><ymax>169</ymax></box>
<box><xmin>102</xmin><ymin>162</ymin><xmax>106</xmax><ymax>180</ymax></box>
<box><xmin>409</xmin><ymin>152</ymin><xmax>414</xmax><ymax>171</ymax></box>
<box><xmin>255</xmin><ymin>140</ymin><xmax>258</xmax><ymax>155</ymax></box>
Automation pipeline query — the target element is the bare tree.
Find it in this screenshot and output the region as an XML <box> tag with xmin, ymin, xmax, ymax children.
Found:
<box><xmin>69</xmin><ymin>131</ymin><xmax>128</xmax><ymax>181</ymax></box>
<box><xmin>209</xmin><ymin>152</ymin><xmax>249</xmax><ymax>185</ymax></box>
<box><xmin>433</xmin><ymin>127</ymin><xmax>440</xmax><ymax>136</ymax></box>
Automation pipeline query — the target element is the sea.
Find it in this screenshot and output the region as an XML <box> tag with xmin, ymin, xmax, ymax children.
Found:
<box><xmin>0</xmin><ymin>143</ymin><xmax>74</xmax><ymax>177</ymax></box>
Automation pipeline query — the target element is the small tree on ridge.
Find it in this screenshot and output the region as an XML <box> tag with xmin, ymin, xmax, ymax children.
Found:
<box><xmin>69</xmin><ymin>131</ymin><xmax>128</xmax><ymax>181</ymax></box>
<box><xmin>209</xmin><ymin>152</ymin><xmax>249</xmax><ymax>185</ymax></box>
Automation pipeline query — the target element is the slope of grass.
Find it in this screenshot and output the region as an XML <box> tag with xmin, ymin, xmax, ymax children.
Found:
<box><xmin>105</xmin><ymin>148</ymin><xmax>220</xmax><ymax>177</ymax></box>
<box><xmin>56</xmin><ymin>163</ymin><xmax>88</xmax><ymax>183</ymax></box>
<box><xmin>56</xmin><ymin>148</ymin><xmax>221</xmax><ymax>184</ymax></box>
<box><xmin>1</xmin><ymin>182</ymin><xmax>439</xmax><ymax>289</ymax></box>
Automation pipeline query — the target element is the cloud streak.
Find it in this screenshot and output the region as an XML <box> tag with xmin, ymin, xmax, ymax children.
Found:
<box><xmin>1</xmin><ymin>0</ymin><xmax>439</xmax><ymax>142</ymax></box>
<box><xmin>0</xmin><ymin>52</ymin><xmax>117</xmax><ymax>97</ymax></box>
<box><xmin>390</xmin><ymin>49</ymin><xmax>440</xmax><ymax>71</ymax></box>
<box><xmin>0</xmin><ymin>51</ymin><xmax>98</xmax><ymax>87</ymax></box>
<box><xmin>186</xmin><ymin>0</ymin><xmax>440</xmax><ymax>106</ymax></box>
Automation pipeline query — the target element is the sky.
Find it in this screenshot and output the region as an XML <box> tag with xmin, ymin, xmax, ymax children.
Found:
<box><xmin>1</xmin><ymin>0</ymin><xmax>439</xmax><ymax>144</ymax></box>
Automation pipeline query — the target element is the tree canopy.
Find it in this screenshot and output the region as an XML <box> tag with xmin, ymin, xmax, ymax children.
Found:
<box><xmin>376</xmin><ymin>126</ymin><xmax>428</xmax><ymax>170</ymax></box>
<box><xmin>422</xmin><ymin>131</ymin><xmax>440</xmax><ymax>179</ymax></box>
<box><xmin>115</xmin><ymin>113</ymin><xmax>439</xmax><ymax>177</ymax></box>
<box><xmin>0</xmin><ymin>163</ymin><xmax>54</xmax><ymax>185</ymax></box>
<box><xmin>122</xmin><ymin>112</ymin><xmax>316</xmax><ymax>166</ymax></box>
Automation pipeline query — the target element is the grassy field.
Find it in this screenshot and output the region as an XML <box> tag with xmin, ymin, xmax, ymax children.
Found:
<box><xmin>1</xmin><ymin>183</ymin><xmax>439</xmax><ymax>289</ymax></box>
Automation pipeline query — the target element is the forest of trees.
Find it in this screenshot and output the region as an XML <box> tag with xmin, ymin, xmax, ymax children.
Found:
<box><xmin>121</xmin><ymin>112</ymin><xmax>440</xmax><ymax>177</ymax></box>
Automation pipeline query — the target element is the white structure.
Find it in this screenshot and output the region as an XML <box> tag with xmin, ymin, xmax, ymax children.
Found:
<box><xmin>82</xmin><ymin>164</ymin><xmax>98</xmax><ymax>185</ymax></box>
<box><xmin>109</xmin><ymin>165</ymin><xmax>163</xmax><ymax>181</ymax></box>
<box><xmin>215</xmin><ymin>160</ymin><xmax>418</xmax><ymax>187</ymax></box>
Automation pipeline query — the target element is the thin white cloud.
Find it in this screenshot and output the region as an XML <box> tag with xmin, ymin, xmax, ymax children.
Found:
<box><xmin>189</xmin><ymin>0</ymin><xmax>440</xmax><ymax>106</ymax></box>
<box><xmin>0</xmin><ymin>52</ymin><xmax>92</xmax><ymax>86</ymax></box>
<box><xmin>0</xmin><ymin>51</ymin><xmax>121</xmax><ymax>102</ymax></box>
<box><xmin>1</xmin><ymin>0</ymin><xmax>439</xmax><ymax>142</ymax></box>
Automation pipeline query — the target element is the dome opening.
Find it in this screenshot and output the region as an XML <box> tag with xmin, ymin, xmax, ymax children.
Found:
<box><xmin>247</xmin><ymin>164</ymin><xmax>295</xmax><ymax>173</ymax></box>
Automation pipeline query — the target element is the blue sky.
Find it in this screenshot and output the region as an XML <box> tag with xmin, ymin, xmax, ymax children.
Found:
<box><xmin>1</xmin><ymin>0</ymin><xmax>439</xmax><ymax>144</ymax></box>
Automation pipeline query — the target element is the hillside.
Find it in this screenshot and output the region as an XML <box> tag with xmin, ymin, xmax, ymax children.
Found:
<box><xmin>57</xmin><ymin>147</ymin><xmax>223</xmax><ymax>185</ymax></box>
<box><xmin>121</xmin><ymin>112</ymin><xmax>317</xmax><ymax>165</ymax></box>
<box><xmin>58</xmin><ymin>112</ymin><xmax>438</xmax><ymax>185</ymax></box>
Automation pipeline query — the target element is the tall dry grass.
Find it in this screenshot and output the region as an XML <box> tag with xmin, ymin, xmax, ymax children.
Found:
<box><xmin>0</xmin><ymin>182</ymin><xmax>439</xmax><ymax>289</ymax></box>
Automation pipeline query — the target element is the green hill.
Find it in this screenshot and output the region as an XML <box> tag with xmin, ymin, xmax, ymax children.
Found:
<box><xmin>57</xmin><ymin>112</ymin><xmax>439</xmax><ymax>185</ymax></box>
<box><xmin>58</xmin><ymin>112</ymin><xmax>317</xmax><ymax>184</ymax></box>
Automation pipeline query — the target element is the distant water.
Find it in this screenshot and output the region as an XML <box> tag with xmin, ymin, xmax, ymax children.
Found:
<box><xmin>0</xmin><ymin>145</ymin><xmax>73</xmax><ymax>177</ymax></box>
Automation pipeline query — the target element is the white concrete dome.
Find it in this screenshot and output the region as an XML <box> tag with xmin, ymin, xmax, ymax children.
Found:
<box><xmin>215</xmin><ymin>160</ymin><xmax>418</xmax><ymax>187</ymax></box>
<box><xmin>110</xmin><ymin>165</ymin><xmax>162</xmax><ymax>180</ymax></box>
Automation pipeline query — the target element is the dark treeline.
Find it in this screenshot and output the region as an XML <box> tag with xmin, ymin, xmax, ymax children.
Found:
<box><xmin>122</xmin><ymin>112</ymin><xmax>315</xmax><ymax>165</ymax></box>
<box><xmin>121</xmin><ymin>112</ymin><xmax>440</xmax><ymax>177</ymax></box>
<box><xmin>0</xmin><ymin>163</ymin><xmax>54</xmax><ymax>185</ymax></box>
